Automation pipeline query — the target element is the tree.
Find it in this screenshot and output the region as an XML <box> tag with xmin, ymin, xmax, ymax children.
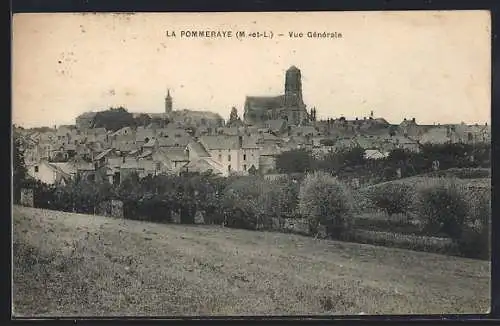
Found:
<box><xmin>134</xmin><ymin>113</ymin><xmax>152</xmax><ymax>127</ymax></box>
<box><xmin>298</xmin><ymin>171</ymin><xmax>354</xmax><ymax>239</ymax></box>
<box><xmin>248</xmin><ymin>165</ymin><xmax>258</xmax><ymax>175</ymax></box>
<box><xmin>276</xmin><ymin>149</ymin><xmax>315</xmax><ymax>174</ymax></box>
<box><xmin>93</xmin><ymin>107</ymin><xmax>136</xmax><ymax>131</ymax></box>
<box><xmin>13</xmin><ymin>137</ymin><xmax>28</xmax><ymax>204</ymax></box>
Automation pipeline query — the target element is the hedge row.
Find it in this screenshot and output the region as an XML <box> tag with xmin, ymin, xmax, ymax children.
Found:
<box><xmin>25</xmin><ymin>170</ymin><xmax>490</xmax><ymax>260</ymax></box>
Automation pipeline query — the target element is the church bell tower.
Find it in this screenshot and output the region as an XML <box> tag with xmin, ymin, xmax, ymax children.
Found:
<box><xmin>284</xmin><ymin>65</ymin><xmax>304</xmax><ymax>106</ymax></box>
<box><xmin>165</xmin><ymin>89</ymin><xmax>173</xmax><ymax>113</ymax></box>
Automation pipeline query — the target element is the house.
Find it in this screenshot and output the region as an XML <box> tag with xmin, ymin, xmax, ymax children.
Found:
<box><xmin>141</xmin><ymin>138</ymin><xmax>159</xmax><ymax>152</ymax></box>
<box><xmin>93</xmin><ymin>148</ymin><xmax>123</xmax><ymax>169</ymax></box>
<box><xmin>391</xmin><ymin>136</ymin><xmax>420</xmax><ymax>152</ymax></box>
<box><xmin>240</xmin><ymin>136</ymin><xmax>261</xmax><ymax>174</ymax></box>
<box><xmin>84</xmin><ymin>128</ymin><xmax>109</xmax><ymax>144</ymax></box>
<box><xmin>26</xmin><ymin>160</ymin><xmax>71</xmax><ymax>186</ymax></box>
<box><xmin>364</xmin><ymin>149</ymin><xmax>389</xmax><ymax>160</ymax></box>
<box><xmin>186</xmin><ymin>141</ymin><xmax>210</xmax><ymax>160</ymax></box>
<box><xmin>51</xmin><ymin>159</ymin><xmax>96</xmax><ymax>182</ymax></box>
<box><xmin>155</xmin><ymin>148</ymin><xmax>189</xmax><ymax>171</ymax></box>
<box><xmin>259</xmin><ymin>143</ymin><xmax>283</xmax><ymax>174</ymax></box>
<box><xmin>332</xmin><ymin>138</ymin><xmax>358</xmax><ymax>152</ymax></box>
<box><xmin>135</xmin><ymin>127</ymin><xmax>156</xmax><ymax>147</ymax></box>
<box><xmin>198</xmin><ymin>135</ymin><xmax>260</xmax><ymax>176</ymax></box>
<box><xmin>398</xmin><ymin>118</ymin><xmax>424</xmax><ymax>138</ymax></box>
<box><xmin>282</xmin><ymin>135</ymin><xmax>314</xmax><ymax>151</ymax></box>
<box><xmin>157</xmin><ymin>135</ymin><xmax>192</xmax><ymax>149</ymax></box>
<box><xmin>38</xmin><ymin>131</ymin><xmax>57</xmax><ymax>144</ymax></box>
<box><xmin>419</xmin><ymin>126</ymin><xmax>453</xmax><ymax>144</ymax></box>
<box><xmin>453</xmin><ymin>123</ymin><xmax>491</xmax><ymax>144</ymax></box>
<box><xmin>156</xmin><ymin>126</ymin><xmax>190</xmax><ymax>138</ymax></box>
<box><xmin>216</xmin><ymin>127</ymin><xmax>240</xmax><ymax>136</ymax></box>
<box><xmin>181</xmin><ymin>157</ymin><xmax>225</xmax><ymax>176</ymax></box>
<box><xmin>36</xmin><ymin>142</ymin><xmax>55</xmax><ymax>161</ymax></box>
<box><xmin>264</xmin><ymin>119</ymin><xmax>287</xmax><ymax>135</ymax></box>
<box><xmin>256</xmin><ymin>132</ymin><xmax>282</xmax><ymax>146</ymax></box>
<box><xmin>288</xmin><ymin>125</ymin><xmax>321</xmax><ymax>138</ymax></box>
<box><xmin>109</xmin><ymin>127</ymin><xmax>135</xmax><ymax>144</ymax></box>
<box><xmin>55</xmin><ymin>126</ymin><xmax>73</xmax><ymax>144</ymax></box>
<box><xmin>22</xmin><ymin>137</ymin><xmax>42</xmax><ymax>165</ymax></box>
<box><xmin>120</xmin><ymin>161</ymin><xmax>145</xmax><ymax>181</ymax></box>
<box><xmin>353</xmin><ymin>135</ymin><xmax>380</xmax><ymax>150</ymax></box>
<box><xmin>112</xmin><ymin>139</ymin><xmax>138</xmax><ymax>154</ymax></box>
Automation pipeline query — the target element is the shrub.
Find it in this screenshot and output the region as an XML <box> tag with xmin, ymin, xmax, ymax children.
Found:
<box><xmin>298</xmin><ymin>171</ymin><xmax>354</xmax><ymax>239</ymax></box>
<box><xmin>457</xmin><ymin>190</ymin><xmax>491</xmax><ymax>260</ymax></box>
<box><xmin>276</xmin><ymin>149</ymin><xmax>315</xmax><ymax>174</ymax></box>
<box><xmin>429</xmin><ymin>168</ymin><xmax>491</xmax><ymax>179</ymax></box>
<box><xmin>416</xmin><ymin>178</ymin><xmax>469</xmax><ymax>240</ymax></box>
<box><xmin>221</xmin><ymin>176</ymin><xmax>267</xmax><ymax>230</ymax></box>
<box><xmin>366</xmin><ymin>183</ymin><xmax>415</xmax><ymax>217</ymax></box>
<box><xmin>273</xmin><ymin>175</ymin><xmax>301</xmax><ymax>218</ymax></box>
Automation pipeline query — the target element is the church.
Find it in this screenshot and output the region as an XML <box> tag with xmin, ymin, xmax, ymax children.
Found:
<box><xmin>243</xmin><ymin>66</ymin><xmax>316</xmax><ymax>126</ymax></box>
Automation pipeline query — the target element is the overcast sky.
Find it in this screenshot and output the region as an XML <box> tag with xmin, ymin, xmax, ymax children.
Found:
<box><xmin>12</xmin><ymin>11</ymin><xmax>491</xmax><ymax>128</ymax></box>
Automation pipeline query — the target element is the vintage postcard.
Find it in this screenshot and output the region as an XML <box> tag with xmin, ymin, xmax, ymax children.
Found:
<box><xmin>12</xmin><ymin>11</ymin><xmax>491</xmax><ymax>317</ymax></box>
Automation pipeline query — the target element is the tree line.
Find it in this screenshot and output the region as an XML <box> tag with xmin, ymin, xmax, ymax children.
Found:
<box><xmin>275</xmin><ymin>143</ymin><xmax>491</xmax><ymax>185</ymax></box>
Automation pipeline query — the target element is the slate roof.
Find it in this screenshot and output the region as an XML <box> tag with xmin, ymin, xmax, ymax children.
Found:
<box><xmin>199</xmin><ymin>135</ymin><xmax>240</xmax><ymax>150</ymax></box>
<box><xmin>160</xmin><ymin>148</ymin><xmax>189</xmax><ymax>161</ymax></box>
<box><xmin>138</xmin><ymin>150</ymin><xmax>153</xmax><ymax>159</ymax></box>
<box><xmin>217</xmin><ymin>127</ymin><xmax>240</xmax><ymax>136</ymax></box>
<box><xmin>289</xmin><ymin>125</ymin><xmax>319</xmax><ymax>136</ymax></box>
<box><xmin>259</xmin><ymin>143</ymin><xmax>282</xmax><ymax>156</ymax></box>
<box><xmin>245</xmin><ymin>95</ymin><xmax>285</xmax><ymax>109</ymax></box>
<box><xmin>121</xmin><ymin>161</ymin><xmax>141</xmax><ymax>169</ymax></box>
<box><xmin>265</xmin><ymin>119</ymin><xmax>286</xmax><ymax>132</ymax></box>
<box><xmin>187</xmin><ymin>141</ymin><xmax>210</xmax><ymax>157</ymax></box>
<box><xmin>183</xmin><ymin>158</ymin><xmax>224</xmax><ymax>175</ymax></box>
<box><xmin>94</xmin><ymin>148</ymin><xmax>114</xmax><ymax>161</ymax></box>
<box><xmin>157</xmin><ymin>136</ymin><xmax>191</xmax><ymax>147</ymax></box>
<box><xmin>143</xmin><ymin>138</ymin><xmax>157</xmax><ymax>148</ymax></box>
<box><xmin>199</xmin><ymin>135</ymin><xmax>258</xmax><ymax>150</ymax></box>
<box><xmin>135</xmin><ymin>128</ymin><xmax>156</xmax><ymax>141</ymax></box>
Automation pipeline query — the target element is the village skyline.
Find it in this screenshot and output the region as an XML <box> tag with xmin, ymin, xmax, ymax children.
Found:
<box><xmin>12</xmin><ymin>12</ymin><xmax>491</xmax><ymax>128</ymax></box>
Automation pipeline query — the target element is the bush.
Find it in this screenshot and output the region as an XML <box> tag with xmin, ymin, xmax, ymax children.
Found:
<box><xmin>298</xmin><ymin>171</ymin><xmax>354</xmax><ymax>239</ymax></box>
<box><xmin>429</xmin><ymin>168</ymin><xmax>491</xmax><ymax>179</ymax></box>
<box><xmin>221</xmin><ymin>176</ymin><xmax>267</xmax><ymax>230</ymax></box>
<box><xmin>417</xmin><ymin>178</ymin><xmax>469</xmax><ymax>240</ymax></box>
<box><xmin>366</xmin><ymin>183</ymin><xmax>415</xmax><ymax>217</ymax></box>
<box><xmin>457</xmin><ymin>190</ymin><xmax>491</xmax><ymax>260</ymax></box>
<box><xmin>273</xmin><ymin>175</ymin><xmax>301</xmax><ymax>218</ymax></box>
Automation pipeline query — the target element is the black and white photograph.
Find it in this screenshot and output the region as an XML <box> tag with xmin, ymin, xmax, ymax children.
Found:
<box><xmin>12</xmin><ymin>11</ymin><xmax>491</xmax><ymax>316</ymax></box>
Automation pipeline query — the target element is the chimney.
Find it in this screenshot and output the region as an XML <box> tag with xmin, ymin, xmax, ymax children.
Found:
<box><xmin>238</xmin><ymin>135</ymin><xmax>243</xmax><ymax>148</ymax></box>
<box><xmin>412</xmin><ymin>118</ymin><xmax>416</xmax><ymax>123</ymax></box>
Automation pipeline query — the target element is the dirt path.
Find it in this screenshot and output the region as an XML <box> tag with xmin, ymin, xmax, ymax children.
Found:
<box><xmin>12</xmin><ymin>206</ymin><xmax>490</xmax><ymax>316</ymax></box>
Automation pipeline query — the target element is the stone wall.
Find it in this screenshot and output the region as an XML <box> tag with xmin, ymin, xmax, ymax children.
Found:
<box><xmin>20</xmin><ymin>188</ymin><xmax>34</xmax><ymax>207</ymax></box>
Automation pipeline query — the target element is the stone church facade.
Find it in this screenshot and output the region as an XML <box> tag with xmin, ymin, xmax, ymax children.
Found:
<box><xmin>243</xmin><ymin>66</ymin><xmax>311</xmax><ymax>126</ymax></box>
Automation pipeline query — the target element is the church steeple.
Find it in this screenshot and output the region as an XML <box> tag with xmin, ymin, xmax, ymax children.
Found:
<box><xmin>165</xmin><ymin>88</ymin><xmax>173</xmax><ymax>113</ymax></box>
<box><xmin>284</xmin><ymin>65</ymin><xmax>304</xmax><ymax>108</ymax></box>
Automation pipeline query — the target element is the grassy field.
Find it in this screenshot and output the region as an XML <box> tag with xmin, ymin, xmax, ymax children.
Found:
<box><xmin>12</xmin><ymin>206</ymin><xmax>490</xmax><ymax>317</ymax></box>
